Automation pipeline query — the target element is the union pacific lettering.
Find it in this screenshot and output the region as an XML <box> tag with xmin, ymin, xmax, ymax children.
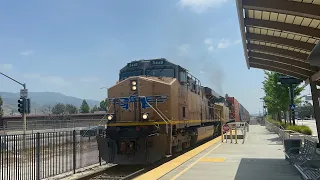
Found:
<box><xmin>108</xmin><ymin>95</ymin><xmax>168</xmax><ymax>110</ymax></box>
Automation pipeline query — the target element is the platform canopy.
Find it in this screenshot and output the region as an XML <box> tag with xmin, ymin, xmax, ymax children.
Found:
<box><xmin>236</xmin><ymin>0</ymin><xmax>320</xmax><ymax>85</ymax></box>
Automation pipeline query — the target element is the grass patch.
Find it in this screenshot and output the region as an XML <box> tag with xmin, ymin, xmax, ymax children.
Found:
<box><xmin>266</xmin><ymin>117</ymin><xmax>312</xmax><ymax>135</ymax></box>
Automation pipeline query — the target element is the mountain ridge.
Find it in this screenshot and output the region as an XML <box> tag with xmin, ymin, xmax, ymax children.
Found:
<box><xmin>0</xmin><ymin>91</ymin><xmax>100</xmax><ymax>115</ymax></box>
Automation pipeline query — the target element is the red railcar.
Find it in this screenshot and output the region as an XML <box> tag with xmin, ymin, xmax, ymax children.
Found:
<box><xmin>226</xmin><ymin>97</ymin><xmax>240</xmax><ymax>122</ymax></box>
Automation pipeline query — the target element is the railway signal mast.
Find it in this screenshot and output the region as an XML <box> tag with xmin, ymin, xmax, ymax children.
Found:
<box><xmin>0</xmin><ymin>71</ymin><xmax>30</xmax><ymax>147</ymax></box>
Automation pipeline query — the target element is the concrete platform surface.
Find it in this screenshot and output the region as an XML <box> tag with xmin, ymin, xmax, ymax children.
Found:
<box><xmin>157</xmin><ymin>125</ymin><xmax>301</xmax><ymax>180</ymax></box>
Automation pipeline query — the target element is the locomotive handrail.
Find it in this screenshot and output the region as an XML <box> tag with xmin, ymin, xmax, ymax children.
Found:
<box><xmin>143</xmin><ymin>98</ymin><xmax>170</xmax><ymax>134</ymax></box>
<box><xmin>81</xmin><ymin>104</ymin><xmax>113</xmax><ymax>138</ymax></box>
<box><xmin>155</xmin><ymin>99</ymin><xmax>170</xmax><ymax>121</ymax></box>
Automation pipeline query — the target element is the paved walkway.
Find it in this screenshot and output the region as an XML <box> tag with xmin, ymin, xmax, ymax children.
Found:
<box><xmin>159</xmin><ymin>123</ymin><xmax>301</xmax><ymax>180</ymax></box>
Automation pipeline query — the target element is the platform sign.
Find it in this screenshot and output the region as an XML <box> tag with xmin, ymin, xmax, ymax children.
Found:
<box><xmin>20</xmin><ymin>89</ymin><xmax>28</xmax><ymax>98</ymax></box>
<box><xmin>289</xmin><ymin>104</ymin><xmax>295</xmax><ymax>110</ymax></box>
<box><xmin>278</xmin><ymin>76</ymin><xmax>303</xmax><ymax>85</ymax></box>
<box><xmin>223</xmin><ymin>124</ymin><xmax>230</xmax><ymax>132</ymax></box>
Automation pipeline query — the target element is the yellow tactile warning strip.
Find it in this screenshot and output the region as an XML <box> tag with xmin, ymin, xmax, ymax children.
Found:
<box><xmin>199</xmin><ymin>157</ymin><xmax>226</xmax><ymax>162</ymax></box>
<box><xmin>133</xmin><ymin>135</ymin><xmax>222</xmax><ymax>180</ymax></box>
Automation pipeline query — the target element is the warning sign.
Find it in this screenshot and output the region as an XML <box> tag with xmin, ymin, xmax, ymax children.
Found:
<box><xmin>223</xmin><ymin>124</ymin><xmax>230</xmax><ymax>132</ymax></box>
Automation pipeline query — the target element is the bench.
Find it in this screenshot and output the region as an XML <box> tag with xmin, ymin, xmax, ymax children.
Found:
<box><xmin>294</xmin><ymin>160</ymin><xmax>320</xmax><ymax>180</ymax></box>
<box><xmin>285</xmin><ymin>139</ymin><xmax>317</xmax><ymax>164</ymax></box>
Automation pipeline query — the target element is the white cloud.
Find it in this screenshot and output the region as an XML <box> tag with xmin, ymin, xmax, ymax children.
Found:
<box><xmin>217</xmin><ymin>39</ymin><xmax>231</xmax><ymax>49</ymax></box>
<box><xmin>0</xmin><ymin>64</ymin><xmax>13</xmax><ymax>70</ymax></box>
<box><xmin>204</xmin><ymin>38</ymin><xmax>241</xmax><ymax>52</ymax></box>
<box><xmin>79</xmin><ymin>77</ymin><xmax>100</xmax><ymax>83</ymax></box>
<box><xmin>204</xmin><ymin>38</ymin><xmax>212</xmax><ymax>45</ymax></box>
<box><xmin>177</xmin><ymin>44</ymin><xmax>190</xmax><ymax>56</ymax></box>
<box><xmin>233</xmin><ymin>39</ymin><xmax>242</xmax><ymax>44</ymax></box>
<box><xmin>178</xmin><ymin>0</ymin><xmax>228</xmax><ymax>13</ymax></box>
<box><xmin>20</xmin><ymin>50</ymin><xmax>34</xmax><ymax>56</ymax></box>
<box><xmin>24</xmin><ymin>73</ymin><xmax>69</xmax><ymax>86</ymax></box>
<box><xmin>208</xmin><ymin>45</ymin><xmax>214</xmax><ymax>52</ymax></box>
<box><xmin>204</xmin><ymin>38</ymin><xmax>215</xmax><ymax>52</ymax></box>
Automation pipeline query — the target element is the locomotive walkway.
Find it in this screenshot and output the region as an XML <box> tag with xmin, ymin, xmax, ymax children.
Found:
<box><xmin>135</xmin><ymin>119</ymin><xmax>302</xmax><ymax>180</ymax></box>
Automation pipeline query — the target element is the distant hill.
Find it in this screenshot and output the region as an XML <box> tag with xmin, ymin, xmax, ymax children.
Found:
<box><xmin>0</xmin><ymin>92</ymin><xmax>100</xmax><ymax>115</ymax></box>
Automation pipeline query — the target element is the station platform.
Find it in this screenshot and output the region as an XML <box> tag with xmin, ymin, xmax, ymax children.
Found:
<box><xmin>135</xmin><ymin>123</ymin><xmax>302</xmax><ymax>180</ymax></box>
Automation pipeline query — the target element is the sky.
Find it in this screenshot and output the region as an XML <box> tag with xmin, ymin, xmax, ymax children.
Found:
<box><xmin>0</xmin><ymin>0</ymin><xmax>311</xmax><ymax>114</ymax></box>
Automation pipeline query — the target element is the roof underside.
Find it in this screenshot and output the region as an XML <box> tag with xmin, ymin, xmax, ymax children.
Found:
<box><xmin>236</xmin><ymin>0</ymin><xmax>320</xmax><ymax>84</ymax></box>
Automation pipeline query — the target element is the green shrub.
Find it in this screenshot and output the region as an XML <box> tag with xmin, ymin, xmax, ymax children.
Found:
<box><xmin>266</xmin><ymin>118</ymin><xmax>286</xmax><ymax>128</ymax></box>
<box><xmin>286</xmin><ymin>125</ymin><xmax>312</xmax><ymax>135</ymax></box>
<box><xmin>267</xmin><ymin>117</ymin><xmax>312</xmax><ymax>135</ymax></box>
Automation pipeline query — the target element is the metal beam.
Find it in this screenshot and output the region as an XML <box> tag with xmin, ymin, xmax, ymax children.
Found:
<box><xmin>311</xmin><ymin>71</ymin><xmax>320</xmax><ymax>82</ymax></box>
<box><xmin>246</xmin><ymin>33</ymin><xmax>314</xmax><ymax>52</ymax></box>
<box><xmin>236</xmin><ymin>0</ymin><xmax>250</xmax><ymax>69</ymax></box>
<box><xmin>249</xmin><ymin>62</ymin><xmax>308</xmax><ymax>80</ymax></box>
<box><xmin>242</xmin><ymin>0</ymin><xmax>320</xmax><ymax>20</ymax></box>
<box><xmin>248</xmin><ymin>51</ymin><xmax>318</xmax><ymax>72</ymax></box>
<box><xmin>245</xmin><ymin>18</ymin><xmax>320</xmax><ymax>39</ymax></box>
<box><xmin>247</xmin><ymin>43</ymin><xmax>309</xmax><ymax>60</ymax></box>
<box><xmin>249</xmin><ymin>57</ymin><xmax>313</xmax><ymax>77</ymax></box>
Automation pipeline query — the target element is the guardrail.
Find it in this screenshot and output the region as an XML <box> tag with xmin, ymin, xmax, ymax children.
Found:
<box><xmin>221</xmin><ymin>122</ymin><xmax>249</xmax><ymax>144</ymax></box>
<box><xmin>265</xmin><ymin>120</ymin><xmax>318</xmax><ymax>144</ymax></box>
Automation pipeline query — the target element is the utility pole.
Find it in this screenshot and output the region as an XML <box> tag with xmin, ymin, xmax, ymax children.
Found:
<box><xmin>0</xmin><ymin>72</ymin><xmax>28</xmax><ymax>147</ymax></box>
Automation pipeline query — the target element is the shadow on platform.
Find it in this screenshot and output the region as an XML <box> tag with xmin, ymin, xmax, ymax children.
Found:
<box><xmin>234</xmin><ymin>158</ymin><xmax>301</xmax><ymax>180</ymax></box>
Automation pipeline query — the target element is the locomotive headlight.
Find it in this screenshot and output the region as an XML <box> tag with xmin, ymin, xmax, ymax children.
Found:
<box><xmin>142</xmin><ymin>113</ymin><xmax>149</xmax><ymax>120</ymax></box>
<box><xmin>130</xmin><ymin>80</ymin><xmax>138</xmax><ymax>91</ymax></box>
<box><xmin>107</xmin><ymin>114</ymin><xmax>113</xmax><ymax>120</ymax></box>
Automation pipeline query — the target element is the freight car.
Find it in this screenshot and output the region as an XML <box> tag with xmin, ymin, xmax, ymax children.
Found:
<box><xmin>226</xmin><ymin>95</ymin><xmax>249</xmax><ymax>123</ymax></box>
<box><xmin>96</xmin><ymin>58</ymin><xmax>226</xmax><ymax>165</ymax></box>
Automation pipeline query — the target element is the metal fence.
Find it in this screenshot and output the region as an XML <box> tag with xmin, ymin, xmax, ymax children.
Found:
<box><xmin>0</xmin><ymin>129</ymin><xmax>104</xmax><ymax>180</ymax></box>
<box><xmin>265</xmin><ymin>120</ymin><xmax>318</xmax><ymax>144</ymax></box>
<box><xmin>1</xmin><ymin>119</ymin><xmax>107</xmax><ymax>135</ymax></box>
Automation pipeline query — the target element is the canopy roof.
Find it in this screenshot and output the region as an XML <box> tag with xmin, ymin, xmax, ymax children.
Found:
<box><xmin>236</xmin><ymin>0</ymin><xmax>320</xmax><ymax>84</ymax></box>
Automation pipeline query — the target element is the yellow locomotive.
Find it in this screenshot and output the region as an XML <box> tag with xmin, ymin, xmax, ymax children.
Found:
<box><xmin>97</xmin><ymin>58</ymin><xmax>228</xmax><ymax>165</ymax></box>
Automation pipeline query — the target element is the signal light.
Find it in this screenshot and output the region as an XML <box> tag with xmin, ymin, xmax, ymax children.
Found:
<box><xmin>18</xmin><ymin>98</ymin><xmax>25</xmax><ymax>114</ymax></box>
<box><xmin>26</xmin><ymin>98</ymin><xmax>31</xmax><ymax>114</ymax></box>
<box><xmin>18</xmin><ymin>98</ymin><xmax>31</xmax><ymax>114</ymax></box>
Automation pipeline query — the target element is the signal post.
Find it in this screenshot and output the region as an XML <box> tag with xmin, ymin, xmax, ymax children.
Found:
<box><xmin>0</xmin><ymin>71</ymin><xmax>31</xmax><ymax>148</ymax></box>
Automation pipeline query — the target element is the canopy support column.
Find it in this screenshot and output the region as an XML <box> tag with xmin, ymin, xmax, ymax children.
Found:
<box><xmin>310</xmin><ymin>81</ymin><xmax>320</xmax><ymax>145</ymax></box>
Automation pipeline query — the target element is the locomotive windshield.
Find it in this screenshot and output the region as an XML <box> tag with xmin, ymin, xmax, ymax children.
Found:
<box><xmin>119</xmin><ymin>69</ymin><xmax>143</xmax><ymax>80</ymax></box>
<box><xmin>145</xmin><ymin>68</ymin><xmax>175</xmax><ymax>78</ymax></box>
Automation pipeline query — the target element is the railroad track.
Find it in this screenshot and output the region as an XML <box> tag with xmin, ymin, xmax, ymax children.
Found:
<box><xmin>85</xmin><ymin>134</ymin><xmax>222</xmax><ymax>180</ymax></box>
<box><xmin>88</xmin><ymin>165</ymin><xmax>146</xmax><ymax>180</ymax></box>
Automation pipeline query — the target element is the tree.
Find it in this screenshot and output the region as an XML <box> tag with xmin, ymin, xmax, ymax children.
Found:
<box><xmin>99</xmin><ymin>100</ymin><xmax>106</xmax><ymax>111</ymax></box>
<box><xmin>262</xmin><ymin>71</ymin><xmax>304</xmax><ymax>125</ymax></box>
<box><xmin>0</xmin><ymin>96</ymin><xmax>3</xmax><ymax>117</ymax></box>
<box><xmin>51</xmin><ymin>103</ymin><xmax>66</xmax><ymax>115</ymax></box>
<box><xmin>296</xmin><ymin>102</ymin><xmax>314</xmax><ymax>118</ymax></box>
<box><xmin>80</xmin><ymin>99</ymin><xmax>90</xmax><ymax>113</ymax></box>
<box><xmin>65</xmin><ymin>104</ymin><xmax>78</xmax><ymax>114</ymax></box>
<box><xmin>40</xmin><ymin>105</ymin><xmax>53</xmax><ymax>115</ymax></box>
<box><xmin>91</xmin><ymin>105</ymin><xmax>99</xmax><ymax>113</ymax></box>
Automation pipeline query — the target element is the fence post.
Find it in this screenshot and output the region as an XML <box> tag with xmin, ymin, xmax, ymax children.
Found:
<box><xmin>73</xmin><ymin>130</ymin><xmax>76</xmax><ymax>174</ymax></box>
<box><xmin>36</xmin><ymin>132</ymin><xmax>40</xmax><ymax>180</ymax></box>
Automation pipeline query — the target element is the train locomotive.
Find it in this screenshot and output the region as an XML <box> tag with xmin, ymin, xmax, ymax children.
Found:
<box><xmin>96</xmin><ymin>58</ymin><xmax>228</xmax><ymax>165</ymax></box>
